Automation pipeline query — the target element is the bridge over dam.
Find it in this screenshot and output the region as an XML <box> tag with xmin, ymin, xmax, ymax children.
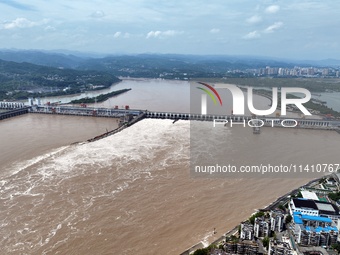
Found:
<box><xmin>27</xmin><ymin>106</ymin><xmax>340</xmax><ymax>130</ymax></box>
<box><xmin>1</xmin><ymin>102</ymin><xmax>340</xmax><ymax>133</ymax></box>
<box><xmin>145</xmin><ymin>111</ymin><xmax>340</xmax><ymax>131</ymax></box>
<box><xmin>29</xmin><ymin>105</ymin><xmax>143</xmax><ymax>118</ymax></box>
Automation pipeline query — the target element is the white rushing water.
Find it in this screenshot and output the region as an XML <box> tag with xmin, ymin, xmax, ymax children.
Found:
<box><xmin>0</xmin><ymin>119</ymin><xmax>191</xmax><ymax>254</ymax></box>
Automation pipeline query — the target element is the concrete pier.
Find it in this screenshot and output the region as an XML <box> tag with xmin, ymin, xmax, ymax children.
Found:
<box><xmin>0</xmin><ymin>107</ymin><xmax>30</xmax><ymax>120</ymax></box>
<box><xmin>0</xmin><ymin>102</ymin><xmax>26</xmax><ymax>109</ymax></box>
<box><xmin>87</xmin><ymin>112</ymin><xmax>146</xmax><ymax>142</ymax></box>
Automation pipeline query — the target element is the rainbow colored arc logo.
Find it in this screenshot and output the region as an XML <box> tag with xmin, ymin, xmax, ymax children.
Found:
<box><xmin>196</xmin><ymin>82</ymin><xmax>223</xmax><ymax>106</ymax></box>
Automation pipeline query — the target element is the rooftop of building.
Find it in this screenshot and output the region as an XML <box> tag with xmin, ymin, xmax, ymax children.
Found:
<box><xmin>298</xmin><ymin>224</ymin><xmax>338</xmax><ymax>233</ymax></box>
<box><xmin>269</xmin><ymin>240</ymin><xmax>291</xmax><ymax>249</ymax></box>
<box><xmin>301</xmin><ymin>190</ymin><xmax>319</xmax><ymax>201</ymax></box>
<box><xmin>300</xmin><ymin>246</ymin><xmax>330</xmax><ymax>255</ymax></box>
<box><xmin>306</xmin><ymin>225</ymin><xmax>338</xmax><ymax>233</ymax></box>
<box><xmin>292</xmin><ymin>198</ymin><xmax>339</xmax><ymax>215</ymax></box>
<box><xmin>293</xmin><ymin>212</ymin><xmax>333</xmax><ymax>224</ymax></box>
<box><xmin>293</xmin><ymin>198</ymin><xmax>318</xmax><ymax>210</ymax></box>
<box><xmin>294</xmin><ymin>213</ymin><xmax>338</xmax><ymax>233</ymax></box>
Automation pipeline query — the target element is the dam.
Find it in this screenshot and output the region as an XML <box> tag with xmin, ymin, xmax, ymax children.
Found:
<box><xmin>1</xmin><ymin>101</ymin><xmax>340</xmax><ymax>133</ymax></box>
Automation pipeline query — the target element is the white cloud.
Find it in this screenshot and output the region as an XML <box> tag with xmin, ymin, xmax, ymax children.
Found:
<box><xmin>146</xmin><ymin>30</ymin><xmax>183</xmax><ymax>39</ymax></box>
<box><xmin>146</xmin><ymin>31</ymin><xmax>161</xmax><ymax>38</ymax></box>
<box><xmin>264</xmin><ymin>22</ymin><xmax>283</xmax><ymax>33</ymax></box>
<box><xmin>162</xmin><ymin>30</ymin><xmax>180</xmax><ymax>36</ymax></box>
<box><xmin>114</xmin><ymin>32</ymin><xmax>122</xmax><ymax>38</ymax></box>
<box><xmin>113</xmin><ymin>32</ymin><xmax>130</xmax><ymax>38</ymax></box>
<box><xmin>210</xmin><ymin>28</ymin><xmax>220</xmax><ymax>34</ymax></box>
<box><xmin>246</xmin><ymin>15</ymin><xmax>262</xmax><ymax>24</ymax></box>
<box><xmin>91</xmin><ymin>10</ymin><xmax>105</xmax><ymax>18</ymax></box>
<box><xmin>2</xmin><ymin>18</ymin><xmax>47</xmax><ymax>29</ymax></box>
<box><xmin>242</xmin><ymin>21</ymin><xmax>282</xmax><ymax>40</ymax></box>
<box><xmin>243</xmin><ymin>30</ymin><xmax>261</xmax><ymax>39</ymax></box>
<box><xmin>123</xmin><ymin>32</ymin><xmax>130</xmax><ymax>38</ymax></box>
<box><xmin>265</xmin><ymin>5</ymin><xmax>280</xmax><ymax>14</ymax></box>
<box><xmin>44</xmin><ymin>26</ymin><xmax>56</xmax><ymax>31</ymax></box>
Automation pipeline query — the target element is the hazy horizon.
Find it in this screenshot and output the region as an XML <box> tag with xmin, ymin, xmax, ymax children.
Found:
<box><xmin>2</xmin><ymin>48</ymin><xmax>340</xmax><ymax>64</ymax></box>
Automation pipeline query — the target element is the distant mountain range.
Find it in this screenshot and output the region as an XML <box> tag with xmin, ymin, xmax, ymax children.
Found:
<box><xmin>0</xmin><ymin>49</ymin><xmax>339</xmax><ymax>101</ymax></box>
<box><xmin>0</xmin><ymin>49</ymin><xmax>340</xmax><ymax>73</ymax></box>
<box><xmin>0</xmin><ymin>50</ymin><xmax>84</xmax><ymax>69</ymax></box>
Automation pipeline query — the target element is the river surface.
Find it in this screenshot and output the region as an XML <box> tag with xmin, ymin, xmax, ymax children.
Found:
<box><xmin>41</xmin><ymin>78</ymin><xmax>190</xmax><ymax>113</ymax></box>
<box><xmin>0</xmin><ymin>79</ymin><xmax>339</xmax><ymax>254</ymax></box>
<box><xmin>315</xmin><ymin>92</ymin><xmax>340</xmax><ymax>111</ymax></box>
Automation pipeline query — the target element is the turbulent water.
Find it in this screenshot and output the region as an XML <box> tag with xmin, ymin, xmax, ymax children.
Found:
<box><xmin>0</xmin><ymin>114</ymin><xmax>119</xmax><ymax>177</ymax></box>
<box><xmin>1</xmin><ymin>79</ymin><xmax>339</xmax><ymax>254</ymax></box>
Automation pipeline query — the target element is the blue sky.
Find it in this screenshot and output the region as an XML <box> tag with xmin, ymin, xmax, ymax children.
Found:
<box><xmin>0</xmin><ymin>0</ymin><xmax>339</xmax><ymax>60</ymax></box>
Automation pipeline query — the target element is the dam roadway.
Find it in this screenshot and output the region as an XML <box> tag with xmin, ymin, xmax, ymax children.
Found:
<box><xmin>0</xmin><ymin>102</ymin><xmax>340</xmax><ymax>131</ymax></box>
<box><xmin>145</xmin><ymin>111</ymin><xmax>340</xmax><ymax>130</ymax></box>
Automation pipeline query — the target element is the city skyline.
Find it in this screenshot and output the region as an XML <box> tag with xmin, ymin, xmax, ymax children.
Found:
<box><xmin>0</xmin><ymin>0</ymin><xmax>340</xmax><ymax>60</ymax></box>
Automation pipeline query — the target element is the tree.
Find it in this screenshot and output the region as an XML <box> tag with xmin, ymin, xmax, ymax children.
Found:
<box><xmin>249</xmin><ymin>211</ymin><xmax>265</xmax><ymax>225</ymax></box>
<box><xmin>193</xmin><ymin>249</ymin><xmax>208</xmax><ymax>255</ymax></box>
<box><xmin>262</xmin><ymin>237</ymin><xmax>270</xmax><ymax>249</ymax></box>
<box><xmin>193</xmin><ymin>245</ymin><xmax>216</xmax><ymax>255</ymax></box>
<box><xmin>331</xmin><ymin>243</ymin><xmax>340</xmax><ymax>252</ymax></box>
<box><xmin>273</xmin><ymin>232</ymin><xmax>277</xmax><ymax>240</ymax></box>
<box><xmin>328</xmin><ymin>192</ymin><xmax>340</xmax><ymax>202</ymax></box>
<box><xmin>285</xmin><ymin>215</ymin><xmax>292</xmax><ymax>224</ymax></box>
<box><xmin>226</xmin><ymin>235</ymin><xmax>239</xmax><ymax>243</ymax></box>
<box><xmin>319</xmin><ymin>178</ymin><xmax>326</xmax><ymax>184</ymax></box>
<box><xmin>296</xmin><ymin>191</ymin><xmax>303</xmax><ymax>198</ymax></box>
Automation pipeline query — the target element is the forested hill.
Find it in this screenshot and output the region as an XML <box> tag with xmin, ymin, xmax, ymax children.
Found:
<box><xmin>0</xmin><ymin>59</ymin><xmax>120</xmax><ymax>100</ymax></box>
<box><xmin>0</xmin><ymin>50</ymin><xmax>83</xmax><ymax>69</ymax></box>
